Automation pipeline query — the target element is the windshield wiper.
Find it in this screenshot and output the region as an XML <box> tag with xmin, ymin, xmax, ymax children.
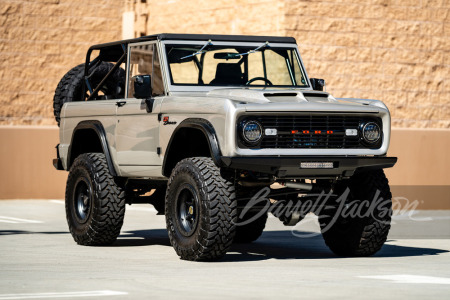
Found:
<box><xmin>231</xmin><ymin>41</ymin><xmax>270</xmax><ymax>57</ymax></box>
<box><xmin>180</xmin><ymin>40</ymin><xmax>212</xmax><ymax>60</ymax></box>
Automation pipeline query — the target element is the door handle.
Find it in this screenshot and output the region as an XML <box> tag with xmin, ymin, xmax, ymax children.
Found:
<box><xmin>116</xmin><ymin>100</ymin><xmax>126</xmax><ymax>107</ymax></box>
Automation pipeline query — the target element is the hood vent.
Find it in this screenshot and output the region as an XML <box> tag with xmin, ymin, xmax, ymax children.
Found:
<box><xmin>302</xmin><ymin>92</ymin><xmax>328</xmax><ymax>98</ymax></box>
<box><xmin>264</xmin><ymin>93</ymin><xmax>298</xmax><ymax>97</ymax></box>
<box><xmin>302</xmin><ymin>92</ymin><xmax>330</xmax><ymax>102</ymax></box>
<box><xmin>263</xmin><ymin>92</ymin><xmax>302</xmax><ymax>103</ymax></box>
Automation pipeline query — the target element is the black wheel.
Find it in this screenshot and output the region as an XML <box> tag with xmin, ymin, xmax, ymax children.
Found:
<box><xmin>234</xmin><ymin>211</ymin><xmax>267</xmax><ymax>243</ymax></box>
<box><xmin>165</xmin><ymin>157</ymin><xmax>237</xmax><ymax>261</ymax></box>
<box><xmin>319</xmin><ymin>169</ymin><xmax>392</xmax><ymax>257</ymax></box>
<box><xmin>65</xmin><ymin>153</ymin><xmax>126</xmax><ymax>245</ymax></box>
<box><xmin>53</xmin><ymin>62</ymin><xmax>125</xmax><ymax>126</ymax></box>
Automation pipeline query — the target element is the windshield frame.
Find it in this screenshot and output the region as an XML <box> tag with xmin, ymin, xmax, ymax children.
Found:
<box><xmin>160</xmin><ymin>40</ymin><xmax>312</xmax><ymax>93</ymax></box>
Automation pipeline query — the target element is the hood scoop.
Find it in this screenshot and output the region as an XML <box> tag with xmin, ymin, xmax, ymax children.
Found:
<box><xmin>302</xmin><ymin>92</ymin><xmax>335</xmax><ymax>102</ymax></box>
<box><xmin>302</xmin><ymin>92</ymin><xmax>328</xmax><ymax>98</ymax></box>
<box><xmin>263</xmin><ymin>92</ymin><xmax>305</xmax><ymax>103</ymax></box>
<box><xmin>262</xmin><ymin>91</ymin><xmax>337</xmax><ymax>103</ymax></box>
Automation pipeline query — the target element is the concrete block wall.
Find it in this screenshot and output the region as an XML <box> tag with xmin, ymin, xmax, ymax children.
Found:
<box><xmin>285</xmin><ymin>0</ymin><xmax>450</xmax><ymax>129</ymax></box>
<box><xmin>127</xmin><ymin>0</ymin><xmax>285</xmax><ymax>37</ymax></box>
<box><xmin>129</xmin><ymin>0</ymin><xmax>450</xmax><ymax>128</ymax></box>
<box><xmin>0</xmin><ymin>0</ymin><xmax>124</xmax><ymax>125</ymax></box>
<box><xmin>1</xmin><ymin>0</ymin><xmax>448</xmax><ymax>128</ymax></box>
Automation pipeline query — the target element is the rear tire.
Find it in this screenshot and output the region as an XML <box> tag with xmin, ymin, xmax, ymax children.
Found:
<box><xmin>319</xmin><ymin>169</ymin><xmax>392</xmax><ymax>256</ymax></box>
<box><xmin>53</xmin><ymin>62</ymin><xmax>125</xmax><ymax>126</ymax></box>
<box><xmin>165</xmin><ymin>157</ymin><xmax>237</xmax><ymax>261</ymax></box>
<box><xmin>65</xmin><ymin>153</ymin><xmax>126</xmax><ymax>245</ymax></box>
<box><xmin>234</xmin><ymin>211</ymin><xmax>267</xmax><ymax>243</ymax></box>
<box><xmin>148</xmin><ymin>184</ymin><xmax>167</xmax><ymax>215</ymax></box>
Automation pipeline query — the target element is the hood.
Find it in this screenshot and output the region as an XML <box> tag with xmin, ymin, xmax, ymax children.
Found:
<box><xmin>207</xmin><ymin>88</ymin><xmax>338</xmax><ymax>104</ymax></box>
<box><xmin>206</xmin><ymin>88</ymin><xmax>381</xmax><ymax>113</ymax></box>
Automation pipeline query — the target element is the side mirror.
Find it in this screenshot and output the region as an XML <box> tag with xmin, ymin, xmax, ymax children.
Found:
<box><xmin>133</xmin><ymin>75</ymin><xmax>152</xmax><ymax>99</ymax></box>
<box><xmin>310</xmin><ymin>78</ymin><xmax>325</xmax><ymax>91</ymax></box>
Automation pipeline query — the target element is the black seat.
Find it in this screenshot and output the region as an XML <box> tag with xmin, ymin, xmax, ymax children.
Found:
<box><xmin>210</xmin><ymin>63</ymin><xmax>244</xmax><ymax>85</ymax></box>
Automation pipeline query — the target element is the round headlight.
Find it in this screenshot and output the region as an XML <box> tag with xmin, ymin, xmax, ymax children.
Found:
<box><xmin>242</xmin><ymin>121</ymin><xmax>263</xmax><ymax>144</ymax></box>
<box><xmin>362</xmin><ymin>122</ymin><xmax>381</xmax><ymax>143</ymax></box>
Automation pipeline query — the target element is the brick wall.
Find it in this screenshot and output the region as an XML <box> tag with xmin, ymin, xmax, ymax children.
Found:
<box><xmin>130</xmin><ymin>0</ymin><xmax>449</xmax><ymax>128</ymax></box>
<box><xmin>0</xmin><ymin>0</ymin><xmax>124</xmax><ymax>125</ymax></box>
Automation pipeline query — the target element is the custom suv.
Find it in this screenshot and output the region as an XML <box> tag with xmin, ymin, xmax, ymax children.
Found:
<box><xmin>53</xmin><ymin>34</ymin><xmax>397</xmax><ymax>261</ymax></box>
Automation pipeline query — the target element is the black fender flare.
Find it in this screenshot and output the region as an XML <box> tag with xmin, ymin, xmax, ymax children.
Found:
<box><xmin>67</xmin><ymin>120</ymin><xmax>118</xmax><ymax>176</ymax></box>
<box><xmin>162</xmin><ymin>118</ymin><xmax>223</xmax><ymax>176</ymax></box>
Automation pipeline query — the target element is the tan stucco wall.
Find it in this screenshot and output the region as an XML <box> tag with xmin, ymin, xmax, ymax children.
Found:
<box><xmin>0</xmin><ymin>126</ymin><xmax>66</xmax><ymax>199</ymax></box>
<box><xmin>0</xmin><ymin>126</ymin><xmax>449</xmax><ymax>209</ymax></box>
<box><xmin>0</xmin><ymin>0</ymin><xmax>124</xmax><ymax>126</ymax></box>
<box><xmin>385</xmin><ymin>128</ymin><xmax>450</xmax><ymax>186</ymax></box>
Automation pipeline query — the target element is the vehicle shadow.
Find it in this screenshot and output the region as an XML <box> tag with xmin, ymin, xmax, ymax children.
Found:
<box><xmin>0</xmin><ymin>230</ymin><xmax>68</xmax><ymax>235</ymax></box>
<box><xmin>114</xmin><ymin>229</ymin><xmax>172</xmax><ymax>247</ymax></box>
<box><xmin>114</xmin><ymin>229</ymin><xmax>449</xmax><ymax>262</ymax></box>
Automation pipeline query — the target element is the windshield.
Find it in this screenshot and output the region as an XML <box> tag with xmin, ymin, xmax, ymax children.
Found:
<box><xmin>165</xmin><ymin>44</ymin><xmax>309</xmax><ymax>88</ymax></box>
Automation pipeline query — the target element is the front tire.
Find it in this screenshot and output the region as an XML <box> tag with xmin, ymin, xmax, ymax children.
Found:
<box><xmin>319</xmin><ymin>169</ymin><xmax>392</xmax><ymax>256</ymax></box>
<box><xmin>65</xmin><ymin>153</ymin><xmax>126</xmax><ymax>245</ymax></box>
<box><xmin>165</xmin><ymin>157</ymin><xmax>237</xmax><ymax>261</ymax></box>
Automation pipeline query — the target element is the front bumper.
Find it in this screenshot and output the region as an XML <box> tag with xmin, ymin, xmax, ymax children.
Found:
<box><xmin>220</xmin><ymin>156</ymin><xmax>397</xmax><ymax>178</ymax></box>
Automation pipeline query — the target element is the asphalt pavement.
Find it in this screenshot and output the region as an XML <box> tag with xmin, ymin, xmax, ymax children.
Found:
<box><xmin>0</xmin><ymin>200</ymin><xmax>449</xmax><ymax>299</ymax></box>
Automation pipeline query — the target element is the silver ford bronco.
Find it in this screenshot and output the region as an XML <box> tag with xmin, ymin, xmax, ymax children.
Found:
<box><xmin>53</xmin><ymin>34</ymin><xmax>397</xmax><ymax>261</ymax></box>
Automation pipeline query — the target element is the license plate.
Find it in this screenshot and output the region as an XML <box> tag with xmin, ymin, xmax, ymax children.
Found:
<box><xmin>300</xmin><ymin>162</ymin><xmax>334</xmax><ymax>169</ymax></box>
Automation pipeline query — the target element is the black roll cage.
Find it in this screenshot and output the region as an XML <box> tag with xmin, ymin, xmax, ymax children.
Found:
<box><xmin>81</xmin><ymin>35</ymin><xmax>159</xmax><ymax>102</ymax></box>
<box><xmin>80</xmin><ymin>33</ymin><xmax>298</xmax><ymax>101</ymax></box>
<box><xmin>82</xmin><ymin>42</ymin><xmax>128</xmax><ymax>101</ymax></box>
<box><xmin>83</xmin><ymin>45</ymin><xmax>127</xmax><ymax>101</ymax></box>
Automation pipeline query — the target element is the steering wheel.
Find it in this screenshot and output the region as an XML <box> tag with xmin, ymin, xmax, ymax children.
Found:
<box><xmin>245</xmin><ymin>77</ymin><xmax>273</xmax><ymax>86</ymax></box>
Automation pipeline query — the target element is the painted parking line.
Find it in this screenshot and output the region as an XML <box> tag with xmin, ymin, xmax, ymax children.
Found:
<box><xmin>359</xmin><ymin>275</ymin><xmax>450</xmax><ymax>285</ymax></box>
<box><xmin>0</xmin><ymin>217</ymin><xmax>43</xmax><ymax>224</ymax></box>
<box><xmin>0</xmin><ymin>290</ymin><xmax>128</xmax><ymax>299</ymax></box>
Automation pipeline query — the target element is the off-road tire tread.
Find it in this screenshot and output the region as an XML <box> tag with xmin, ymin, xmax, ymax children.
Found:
<box><xmin>165</xmin><ymin>157</ymin><xmax>237</xmax><ymax>261</ymax></box>
<box><xmin>66</xmin><ymin>153</ymin><xmax>125</xmax><ymax>246</ymax></box>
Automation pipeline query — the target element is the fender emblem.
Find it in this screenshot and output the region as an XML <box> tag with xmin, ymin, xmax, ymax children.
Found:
<box><xmin>162</xmin><ymin>116</ymin><xmax>177</xmax><ymax>125</ymax></box>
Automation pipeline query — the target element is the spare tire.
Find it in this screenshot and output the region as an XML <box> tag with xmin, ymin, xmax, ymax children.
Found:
<box><xmin>53</xmin><ymin>62</ymin><xmax>126</xmax><ymax>126</ymax></box>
